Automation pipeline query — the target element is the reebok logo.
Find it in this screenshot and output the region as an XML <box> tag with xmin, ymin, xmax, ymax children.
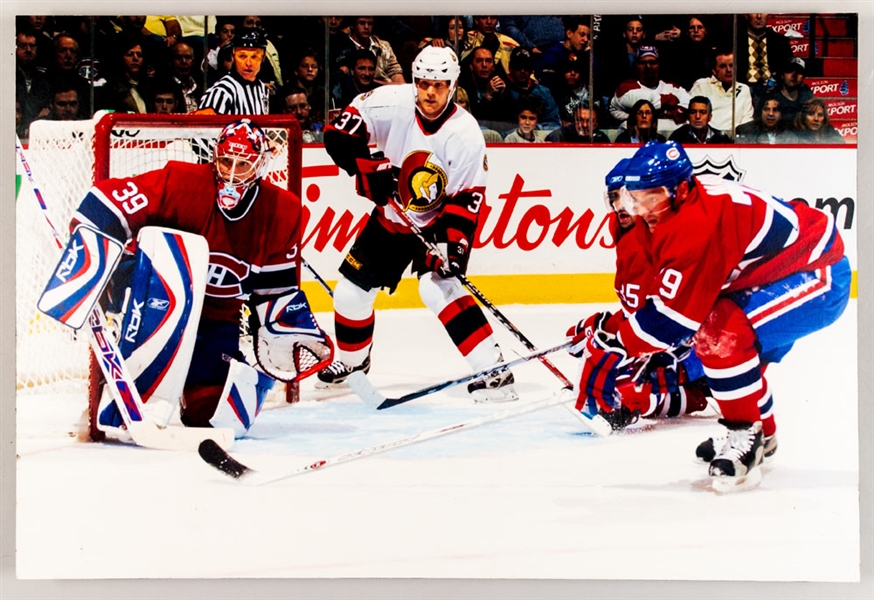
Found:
<box><xmin>124</xmin><ymin>300</ymin><xmax>145</xmax><ymax>344</ymax></box>
<box><xmin>147</xmin><ymin>298</ymin><xmax>170</xmax><ymax>311</ymax></box>
<box><xmin>56</xmin><ymin>241</ymin><xmax>84</xmax><ymax>282</ymax></box>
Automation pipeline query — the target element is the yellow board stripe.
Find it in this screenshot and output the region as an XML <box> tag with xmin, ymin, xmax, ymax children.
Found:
<box><xmin>303</xmin><ymin>270</ymin><xmax>858</xmax><ymax>313</ymax></box>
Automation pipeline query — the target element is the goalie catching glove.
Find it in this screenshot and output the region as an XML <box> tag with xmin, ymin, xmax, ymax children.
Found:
<box><xmin>251</xmin><ymin>289</ymin><xmax>334</xmax><ymax>382</ymax></box>
<box><xmin>354</xmin><ymin>152</ymin><xmax>397</xmax><ymax>206</ymax></box>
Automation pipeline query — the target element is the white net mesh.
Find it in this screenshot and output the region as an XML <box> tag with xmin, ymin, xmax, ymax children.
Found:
<box><xmin>17</xmin><ymin>113</ymin><xmax>299</xmax><ymax>396</ymax></box>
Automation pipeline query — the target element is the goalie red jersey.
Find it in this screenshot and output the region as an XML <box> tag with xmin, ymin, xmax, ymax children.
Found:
<box><xmin>72</xmin><ymin>160</ymin><xmax>302</xmax><ymax>323</ymax></box>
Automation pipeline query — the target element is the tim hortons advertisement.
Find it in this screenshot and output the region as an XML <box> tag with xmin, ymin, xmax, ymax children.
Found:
<box><xmin>298</xmin><ymin>146</ymin><xmax>857</xmax><ymax>306</ymax></box>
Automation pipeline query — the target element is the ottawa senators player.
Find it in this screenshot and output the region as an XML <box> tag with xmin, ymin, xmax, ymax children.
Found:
<box><xmin>317</xmin><ymin>46</ymin><xmax>518</xmax><ymax>402</ymax></box>
<box><xmin>573</xmin><ymin>141</ymin><xmax>849</xmax><ymax>492</ymax></box>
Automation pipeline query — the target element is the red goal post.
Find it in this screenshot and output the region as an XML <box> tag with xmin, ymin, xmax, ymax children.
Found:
<box><xmin>17</xmin><ymin>112</ymin><xmax>304</xmax><ymax>429</ymax></box>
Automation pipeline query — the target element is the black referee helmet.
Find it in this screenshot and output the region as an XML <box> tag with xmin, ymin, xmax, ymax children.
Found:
<box><xmin>234</xmin><ymin>29</ymin><xmax>267</xmax><ymax>50</ymax></box>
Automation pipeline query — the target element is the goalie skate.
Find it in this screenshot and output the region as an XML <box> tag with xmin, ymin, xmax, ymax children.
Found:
<box><xmin>708</xmin><ymin>419</ymin><xmax>765</xmax><ymax>494</ymax></box>
<box><xmin>315</xmin><ymin>354</ymin><xmax>371</xmax><ymax>389</ymax></box>
<box><xmin>468</xmin><ymin>369</ymin><xmax>519</xmax><ymax>403</ymax></box>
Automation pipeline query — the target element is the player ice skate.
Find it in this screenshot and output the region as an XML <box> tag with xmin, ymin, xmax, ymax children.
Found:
<box><xmin>316</xmin><ymin>45</ymin><xmax>518</xmax><ymax>403</ymax></box>
<box><xmin>38</xmin><ymin>119</ymin><xmax>333</xmax><ymax>441</ymax></box>
<box><xmin>573</xmin><ymin>141</ymin><xmax>849</xmax><ymax>492</ymax></box>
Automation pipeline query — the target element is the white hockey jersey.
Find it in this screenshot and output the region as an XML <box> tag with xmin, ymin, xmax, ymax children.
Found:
<box><xmin>339</xmin><ymin>84</ymin><xmax>489</xmax><ymax>234</ymax></box>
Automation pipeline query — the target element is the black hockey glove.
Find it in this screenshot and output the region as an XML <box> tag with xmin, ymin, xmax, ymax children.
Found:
<box><xmin>354</xmin><ymin>153</ymin><xmax>396</xmax><ymax>206</ymax></box>
<box><xmin>632</xmin><ymin>345</ymin><xmax>692</xmax><ymax>396</ymax></box>
<box><xmin>424</xmin><ymin>232</ymin><xmax>470</xmax><ymax>277</ymax></box>
<box><xmin>599</xmin><ymin>405</ymin><xmax>641</xmax><ymax>431</ymax></box>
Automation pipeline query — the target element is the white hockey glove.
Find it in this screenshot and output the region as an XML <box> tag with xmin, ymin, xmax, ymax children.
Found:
<box><xmin>251</xmin><ymin>289</ymin><xmax>334</xmax><ymax>382</ymax></box>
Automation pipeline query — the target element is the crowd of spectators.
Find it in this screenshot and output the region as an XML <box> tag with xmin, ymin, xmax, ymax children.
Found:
<box><xmin>15</xmin><ymin>13</ymin><xmax>852</xmax><ymax>146</ymax></box>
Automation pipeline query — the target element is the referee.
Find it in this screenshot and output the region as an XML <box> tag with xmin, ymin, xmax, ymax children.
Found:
<box><xmin>197</xmin><ymin>29</ymin><xmax>270</xmax><ymax>115</ymax></box>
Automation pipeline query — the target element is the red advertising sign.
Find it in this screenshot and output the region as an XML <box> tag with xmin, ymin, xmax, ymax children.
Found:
<box><xmin>768</xmin><ymin>16</ymin><xmax>807</xmax><ymax>38</ymax></box>
<box><xmin>825</xmin><ymin>99</ymin><xmax>857</xmax><ymax>120</ymax></box>
<box><xmin>832</xmin><ymin>120</ymin><xmax>857</xmax><ymax>143</ymax></box>
<box><xmin>806</xmin><ymin>77</ymin><xmax>857</xmax><ymax>98</ymax></box>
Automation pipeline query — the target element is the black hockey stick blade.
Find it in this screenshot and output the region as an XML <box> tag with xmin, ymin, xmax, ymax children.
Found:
<box><xmin>348</xmin><ymin>341</ymin><xmax>572</xmax><ymax>410</ymax></box>
<box><xmin>199</xmin><ymin>439</ymin><xmax>253</xmax><ymax>479</ymax></box>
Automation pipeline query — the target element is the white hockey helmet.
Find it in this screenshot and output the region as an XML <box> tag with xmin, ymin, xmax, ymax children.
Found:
<box><xmin>412</xmin><ymin>46</ymin><xmax>461</xmax><ymax>90</ymax></box>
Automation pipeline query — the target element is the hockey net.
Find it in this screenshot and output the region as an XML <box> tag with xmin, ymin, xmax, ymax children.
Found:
<box><xmin>16</xmin><ymin>112</ymin><xmax>304</xmax><ymax>410</ymax></box>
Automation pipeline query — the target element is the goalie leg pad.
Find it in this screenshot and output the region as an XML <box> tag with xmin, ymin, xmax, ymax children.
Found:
<box><xmin>209</xmin><ymin>359</ymin><xmax>275</xmax><ymax>439</ymax></box>
<box><xmin>418</xmin><ymin>272</ymin><xmax>500</xmax><ymax>370</ymax></box>
<box><xmin>38</xmin><ymin>224</ymin><xmax>123</xmax><ymax>329</ymax></box>
<box><xmin>252</xmin><ymin>289</ymin><xmax>334</xmax><ymax>382</ymax></box>
<box><xmin>117</xmin><ymin>228</ymin><xmax>208</xmax><ymax>413</ymax></box>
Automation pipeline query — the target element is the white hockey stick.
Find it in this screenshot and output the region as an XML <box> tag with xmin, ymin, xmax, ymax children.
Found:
<box><xmin>198</xmin><ymin>387</ymin><xmax>601</xmax><ymax>485</ymax></box>
<box><xmin>17</xmin><ymin>138</ymin><xmax>234</xmax><ymax>452</ymax></box>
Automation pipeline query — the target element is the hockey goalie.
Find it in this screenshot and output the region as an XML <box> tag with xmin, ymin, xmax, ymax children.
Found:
<box><xmin>37</xmin><ymin>119</ymin><xmax>333</xmax><ymax>440</ymax></box>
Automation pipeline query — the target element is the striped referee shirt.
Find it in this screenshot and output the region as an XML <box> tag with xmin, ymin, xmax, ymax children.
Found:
<box><xmin>198</xmin><ymin>70</ymin><xmax>270</xmax><ymax>115</ymax></box>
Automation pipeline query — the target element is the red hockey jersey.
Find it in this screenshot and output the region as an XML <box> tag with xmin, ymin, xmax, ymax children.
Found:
<box><xmin>73</xmin><ymin>161</ymin><xmax>302</xmax><ymax>322</ymax></box>
<box><xmin>618</xmin><ymin>175</ymin><xmax>844</xmax><ymax>357</ymax></box>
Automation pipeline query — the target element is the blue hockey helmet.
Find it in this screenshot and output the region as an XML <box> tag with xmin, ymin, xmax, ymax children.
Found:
<box><xmin>605</xmin><ymin>158</ymin><xmax>631</xmax><ymax>192</ymax></box>
<box><xmin>622</xmin><ymin>141</ymin><xmax>693</xmax><ymax>192</ymax></box>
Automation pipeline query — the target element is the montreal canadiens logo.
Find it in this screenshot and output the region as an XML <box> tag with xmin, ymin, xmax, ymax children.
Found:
<box><xmin>666</xmin><ymin>147</ymin><xmax>681</xmax><ymax>160</ymax></box>
<box><xmin>398</xmin><ymin>150</ymin><xmax>448</xmax><ymax>213</ymax></box>
<box><xmin>206</xmin><ymin>252</ymin><xmax>250</xmax><ymax>298</ymax></box>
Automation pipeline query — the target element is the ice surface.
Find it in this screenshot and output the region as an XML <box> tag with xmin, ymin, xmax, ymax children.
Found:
<box><xmin>15</xmin><ymin>302</ymin><xmax>859</xmax><ymax>581</ymax></box>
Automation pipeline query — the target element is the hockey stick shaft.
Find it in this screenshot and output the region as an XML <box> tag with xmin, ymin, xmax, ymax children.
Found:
<box><xmin>387</xmin><ymin>198</ymin><xmax>573</xmax><ymax>388</ymax></box>
<box><xmin>15</xmin><ymin>137</ymin><xmax>66</xmax><ymax>251</ymax></box>
<box><xmin>301</xmin><ymin>257</ymin><xmax>334</xmax><ymax>297</ymax></box>
<box><xmin>384</xmin><ymin>199</ymin><xmax>613</xmax><ymax>435</ymax></box>
<box><xmin>16</xmin><ymin>139</ymin><xmax>233</xmax><ymax>451</ymax></box>
<box><xmin>199</xmin><ymin>387</ymin><xmax>578</xmax><ymax>485</ymax></box>
<box><xmin>352</xmin><ymin>341</ymin><xmax>572</xmax><ymax>409</ymax></box>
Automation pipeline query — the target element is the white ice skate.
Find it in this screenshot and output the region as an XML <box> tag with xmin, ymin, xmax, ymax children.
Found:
<box><xmin>708</xmin><ymin>419</ymin><xmax>765</xmax><ymax>494</ymax></box>
<box><xmin>468</xmin><ymin>368</ymin><xmax>519</xmax><ymax>403</ymax></box>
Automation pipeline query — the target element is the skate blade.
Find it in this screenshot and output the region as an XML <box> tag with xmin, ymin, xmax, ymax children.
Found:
<box><xmin>711</xmin><ymin>465</ymin><xmax>763</xmax><ymax>494</ymax></box>
<box><xmin>314</xmin><ymin>379</ymin><xmax>349</xmax><ymax>390</ymax></box>
<box><xmin>471</xmin><ymin>387</ymin><xmax>520</xmax><ymax>403</ymax></box>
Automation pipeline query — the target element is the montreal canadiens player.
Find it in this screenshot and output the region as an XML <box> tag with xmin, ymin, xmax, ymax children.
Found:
<box><xmin>568</xmin><ymin>158</ymin><xmax>712</xmax><ymax>431</ymax></box>
<box><xmin>574</xmin><ymin>141</ymin><xmax>849</xmax><ymax>492</ymax></box>
<box><xmin>48</xmin><ymin>119</ymin><xmax>332</xmax><ymax>440</ymax></box>
<box><xmin>315</xmin><ymin>46</ymin><xmax>518</xmax><ymax>402</ymax></box>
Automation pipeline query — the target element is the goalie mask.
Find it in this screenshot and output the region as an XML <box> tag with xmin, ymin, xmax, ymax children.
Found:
<box><xmin>213</xmin><ymin>119</ymin><xmax>269</xmax><ymax>220</ymax></box>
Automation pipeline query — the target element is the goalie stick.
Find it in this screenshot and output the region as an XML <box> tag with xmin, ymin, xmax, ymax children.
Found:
<box><xmin>198</xmin><ymin>386</ymin><xmax>598</xmax><ymax>485</ymax></box>
<box><xmin>385</xmin><ymin>198</ymin><xmax>611</xmax><ymax>436</ymax></box>
<box><xmin>16</xmin><ymin>137</ymin><xmax>234</xmax><ymax>452</ymax></box>
<box><xmin>348</xmin><ymin>341</ymin><xmax>572</xmax><ymax>409</ymax></box>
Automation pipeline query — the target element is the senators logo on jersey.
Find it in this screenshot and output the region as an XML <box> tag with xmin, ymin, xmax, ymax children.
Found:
<box><xmin>397</xmin><ymin>151</ymin><xmax>448</xmax><ymax>213</ymax></box>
